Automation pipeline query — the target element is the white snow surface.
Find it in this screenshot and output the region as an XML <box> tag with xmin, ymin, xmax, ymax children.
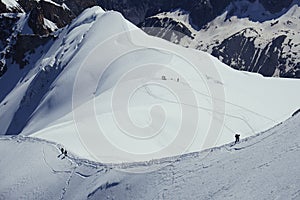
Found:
<box><xmin>43</xmin><ymin>0</ymin><xmax>61</xmax><ymax>7</ymax></box>
<box><xmin>0</xmin><ymin>113</ymin><xmax>299</xmax><ymax>199</ymax></box>
<box><xmin>0</xmin><ymin>6</ymin><xmax>300</xmax><ymax>163</ymax></box>
<box><xmin>43</xmin><ymin>17</ymin><xmax>58</xmax><ymax>31</ymax></box>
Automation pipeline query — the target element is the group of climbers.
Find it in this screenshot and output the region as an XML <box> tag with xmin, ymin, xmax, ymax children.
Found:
<box><xmin>58</xmin><ymin>147</ymin><xmax>68</xmax><ymax>159</ymax></box>
<box><xmin>161</xmin><ymin>75</ymin><xmax>180</xmax><ymax>82</ymax></box>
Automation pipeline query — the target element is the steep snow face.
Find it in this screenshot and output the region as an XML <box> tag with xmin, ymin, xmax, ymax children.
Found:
<box><xmin>0</xmin><ymin>6</ymin><xmax>300</xmax><ymax>163</ymax></box>
<box><xmin>0</xmin><ymin>113</ymin><xmax>299</xmax><ymax>199</ymax></box>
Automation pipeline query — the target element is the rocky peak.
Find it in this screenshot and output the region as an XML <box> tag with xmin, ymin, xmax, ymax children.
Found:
<box><xmin>18</xmin><ymin>0</ymin><xmax>74</xmax><ymax>35</ymax></box>
<box><xmin>28</xmin><ymin>6</ymin><xmax>50</xmax><ymax>35</ymax></box>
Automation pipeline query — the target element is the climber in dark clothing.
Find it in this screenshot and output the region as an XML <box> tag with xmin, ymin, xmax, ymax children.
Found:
<box><xmin>58</xmin><ymin>148</ymin><xmax>68</xmax><ymax>159</ymax></box>
<box><xmin>235</xmin><ymin>134</ymin><xmax>240</xmax><ymax>144</ymax></box>
<box><xmin>64</xmin><ymin>149</ymin><xmax>67</xmax><ymax>157</ymax></box>
<box><xmin>58</xmin><ymin>147</ymin><xmax>64</xmax><ymax>158</ymax></box>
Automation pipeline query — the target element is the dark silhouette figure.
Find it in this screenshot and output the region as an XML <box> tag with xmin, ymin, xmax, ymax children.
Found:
<box><xmin>64</xmin><ymin>150</ymin><xmax>67</xmax><ymax>157</ymax></box>
<box><xmin>235</xmin><ymin>134</ymin><xmax>240</xmax><ymax>144</ymax></box>
<box><xmin>58</xmin><ymin>147</ymin><xmax>68</xmax><ymax>159</ymax></box>
<box><xmin>61</xmin><ymin>149</ymin><xmax>68</xmax><ymax>159</ymax></box>
<box><xmin>58</xmin><ymin>148</ymin><xmax>64</xmax><ymax>158</ymax></box>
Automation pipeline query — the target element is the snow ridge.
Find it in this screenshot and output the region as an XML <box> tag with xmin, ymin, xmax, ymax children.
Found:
<box><xmin>0</xmin><ymin>114</ymin><xmax>299</xmax><ymax>199</ymax></box>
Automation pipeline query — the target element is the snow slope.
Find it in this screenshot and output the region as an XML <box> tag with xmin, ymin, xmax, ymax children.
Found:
<box><xmin>0</xmin><ymin>6</ymin><xmax>299</xmax><ymax>163</ymax></box>
<box><xmin>0</xmin><ymin>113</ymin><xmax>299</xmax><ymax>199</ymax></box>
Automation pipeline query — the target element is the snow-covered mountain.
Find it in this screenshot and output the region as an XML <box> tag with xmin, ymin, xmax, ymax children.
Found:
<box><xmin>0</xmin><ymin>111</ymin><xmax>299</xmax><ymax>199</ymax></box>
<box><xmin>138</xmin><ymin>0</ymin><xmax>300</xmax><ymax>78</ymax></box>
<box><xmin>0</xmin><ymin>3</ymin><xmax>299</xmax><ymax>199</ymax></box>
<box><xmin>0</xmin><ymin>6</ymin><xmax>299</xmax><ymax>163</ymax></box>
<box><xmin>0</xmin><ymin>0</ymin><xmax>300</xmax><ymax>78</ymax></box>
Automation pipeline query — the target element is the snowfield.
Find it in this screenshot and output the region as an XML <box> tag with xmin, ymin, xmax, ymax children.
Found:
<box><xmin>0</xmin><ymin>6</ymin><xmax>300</xmax><ymax>163</ymax></box>
<box><xmin>0</xmin><ymin>113</ymin><xmax>299</xmax><ymax>199</ymax></box>
<box><xmin>0</xmin><ymin>5</ymin><xmax>300</xmax><ymax>199</ymax></box>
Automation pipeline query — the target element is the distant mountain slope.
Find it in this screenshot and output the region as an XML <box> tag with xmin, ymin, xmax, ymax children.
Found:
<box><xmin>0</xmin><ymin>0</ymin><xmax>299</xmax><ymax>78</ymax></box>
<box><xmin>0</xmin><ymin>111</ymin><xmax>299</xmax><ymax>199</ymax></box>
<box><xmin>136</xmin><ymin>0</ymin><xmax>300</xmax><ymax>78</ymax></box>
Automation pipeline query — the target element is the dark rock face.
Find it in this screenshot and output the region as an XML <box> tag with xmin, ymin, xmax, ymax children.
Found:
<box><xmin>28</xmin><ymin>6</ymin><xmax>51</xmax><ymax>35</ymax></box>
<box><xmin>0</xmin><ymin>14</ymin><xmax>19</xmax><ymax>78</ymax></box>
<box><xmin>54</xmin><ymin>0</ymin><xmax>98</xmax><ymax>15</ymax></box>
<box><xmin>1</xmin><ymin>0</ymin><xmax>298</xmax><ymax>35</ymax></box>
<box><xmin>0</xmin><ymin>1</ymin><xmax>7</xmax><ymax>13</ymax></box>
<box><xmin>12</xmin><ymin>35</ymin><xmax>53</xmax><ymax>68</ymax></box>
<box><xmin>0</xmin><ymin>15</ymin><xmax>18</xmax><ymax>49</ymax></box>
<box><xmin>211</xmin><ymin>29</ymin><xmax>293</xmax><ymax>77</ymax></box>
<box><xmin>19</xmin><ymin>0</ymin><xmax>75</xmax><ymax>35</ymax></box>
<box><xmin>97</xmin><ymin>0</ymin><xmax>232</xmax><ymax>30</ymax></box>
<box><xmin>33</xmin><ymin>1</ymin><xmax>74</xmax><ymax>30</ymax></box>
<box><xmin>140</xmin><ymin>16</ymin><xmax>194</xmax><ymax>43</ymax></box>
<box><xmin>0</xmin><ymin>0</ymin><xmax>76</xmax><ymax>78</ymax></box>
<box><xmin>2</xmin><ymin>0</ymin><xmax>99</xmax><ymax>36</ymax></box>
<box><xmin>96</xmin><ymin>0</ymin><xmax>299</xmax><ymax>30</ymax></box>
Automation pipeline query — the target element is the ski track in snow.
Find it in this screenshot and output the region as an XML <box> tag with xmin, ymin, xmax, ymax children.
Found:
<box><xmin>143</xmin><ymin>82</ymin><xmax>259</xmax><ymax>134</ymax></box>
<box><xmin>1</xmin><ymin>113</ymin><xmax>300</xmax><ymax>199</ymax></box>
